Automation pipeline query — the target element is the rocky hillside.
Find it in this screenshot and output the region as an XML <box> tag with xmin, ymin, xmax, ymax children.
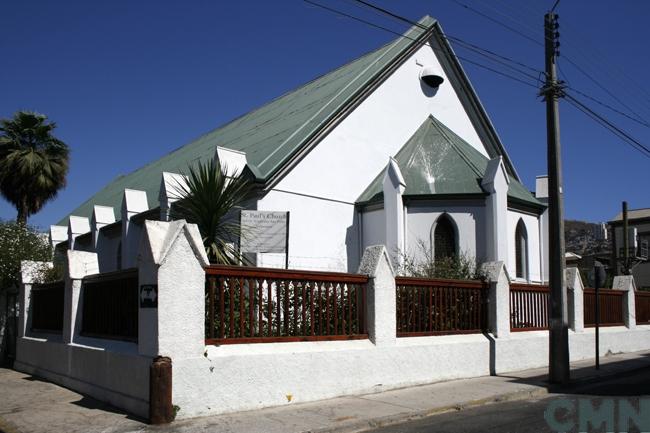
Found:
<box><xmin>565</xmin><ymin>220</ymin><xmax>611</xmax><ymax>256</ymax></box>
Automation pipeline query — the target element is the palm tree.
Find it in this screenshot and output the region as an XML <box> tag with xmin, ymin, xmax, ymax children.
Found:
<box><xmin>170</xmin><ymin>159</ymin><xmax>254</xmax><ymax>264</ymax></box>
<box><xmin>0</xmin><ymin>111</ymin><xmax>70</xmax><ymax>225</ymax></box>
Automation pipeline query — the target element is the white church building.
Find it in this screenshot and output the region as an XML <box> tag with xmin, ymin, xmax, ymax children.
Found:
<box><xmin>52</xmin><ymin>16</ymin><xmax>550</xmax><ymax>283</ymax></box>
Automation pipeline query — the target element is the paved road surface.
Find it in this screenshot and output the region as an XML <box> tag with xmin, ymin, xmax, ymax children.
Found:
<box><xmin>369</xmin><ymin>367</ymin><xmax>650</xmax><ymax>433</ymax></box>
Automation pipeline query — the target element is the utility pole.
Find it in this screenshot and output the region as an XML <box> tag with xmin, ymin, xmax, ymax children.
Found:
<box><xmin>542</xmin><ymin>10</ymin><xmax>570</xmax><ymax>384</ymax></box>
<box><xmin>623</xmin><ymin>201</ymin><xmax>629</xmax><ymax>274</ymax></box>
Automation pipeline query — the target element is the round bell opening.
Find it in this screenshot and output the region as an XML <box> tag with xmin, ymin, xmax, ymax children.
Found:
<box><xmin>420</xmin><ymin>66</ymin><xmax>445</xmax><ymax>88</ymax></box>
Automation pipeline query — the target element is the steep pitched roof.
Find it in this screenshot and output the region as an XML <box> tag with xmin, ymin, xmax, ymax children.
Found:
<box><xmin>59</xmin><ymin>14</ymin><xmax>529</xmax><ymax>225</ymax></box>
<box><xmin>58</xmin><ymin>16</ymin><xmax>438</xmax><ymax>225</ymax></box>
<box><xmin>357</xmin><ymin>115</ymin><xmax>543</xmax><ymax>209</ymax></box>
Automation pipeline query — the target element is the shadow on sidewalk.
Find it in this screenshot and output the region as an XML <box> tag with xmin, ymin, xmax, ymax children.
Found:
<box><xmin>493</xmin><ymin>351</ymin><xmax>650</xmax><ymax>397</ymax></box>
<box><xmin>20</xmin><ymin>374</ymin><xmax>146</xmax><ymax>423</ymax></box>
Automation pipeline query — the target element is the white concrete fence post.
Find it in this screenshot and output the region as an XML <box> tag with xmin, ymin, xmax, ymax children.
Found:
<box><xmin>64</xmin><ymin>251</ymin><xmax>99</xmax><ymax>344</ymax></box>
<box><xmin>18</xmin><ymin>261</ymin><xmax>52</xmax><ymax>338</ymax></box>
<box><xmin>137</xmin><ymin>220</ymin><xmax>209</xmax><ymax>359</ymax></box>
<box><xmin>613</xmin><ymin>275</ymin><xmax>637</xmax><ymax>330</ymax></box>
<box><xmin>358</xmin><ymin>245</ymin><xmax>396</xmax><ymax>347</ymax></box>
<box><xmin>481</xmin><ymin>261</ymin><xmax>510</xmax><ymax>338</ymax></box>
<box><xmin>566</xmin><ymin>267</ymin><xmax>584</xmax><ymax>332</ymax></box>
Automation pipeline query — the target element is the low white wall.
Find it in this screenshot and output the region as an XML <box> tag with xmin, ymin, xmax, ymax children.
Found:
<box><xmin>493</xmin><ymin>325</ymin><xmax>650</xmax><ymax>374</ymax></box>
<box><xmin>173</xmin><ymin>334</ymin><xmax>490</xmax><ymax>419</ymax></box>
<box><xmin>14</xmin><ymin>336</ymin><xmax>151</xmax><ymax>418</ymax></box>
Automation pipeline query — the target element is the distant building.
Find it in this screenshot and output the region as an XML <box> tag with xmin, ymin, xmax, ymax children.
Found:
<box><xmin>608</xmin><ymin>207</ymin><xmax>650</xmax><ymax>289</ymax></box>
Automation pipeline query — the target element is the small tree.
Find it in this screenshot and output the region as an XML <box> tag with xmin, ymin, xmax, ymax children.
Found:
<box><xmin>0</xmin><ymin>111</ymin><xmax>70</xmax><ymax>224</ymax></box>
<box><xmin>0</xmin><ymin>221</ymin><xmax>53</xmax><ymax>292</ymax></box>
<box><xmin>398</xmin><ymin>239</ymin><xmax>486</xmax><ymax>281</ymax></box>
<box><xmin>170</xmin><ymin>160</ymin><xmax>254</xmax><ymax>264</ymax></box>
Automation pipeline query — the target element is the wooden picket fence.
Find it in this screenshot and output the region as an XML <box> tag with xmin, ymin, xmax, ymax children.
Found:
<box><xmin>395</xmin><ymin>277</ymin><xmax>488</xmax><ymax>336</ymax></box>
<box><xmin>584</xmin><ymin>288</ymin><xmax>624</xmax><ymax>327</ymax></box>
<box><xmin>510</xmin><ymin>283</ymin><xmax>550</xmax><ymax>331</ymax></box>
<box><xmin>635</xmin><ymin>291</ymin><xmax>650</xmax><ymax>325</ymax></box>
<box><xmin>205</xmin><ymin>265</ymin><xmax>368</xmax><ymax>345</ymax></box>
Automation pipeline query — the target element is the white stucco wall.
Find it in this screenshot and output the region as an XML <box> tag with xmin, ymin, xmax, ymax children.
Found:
<box><xmin>405</xmin><ymin>203</ymin><xmax>486</xmax><ymax>264</ymax></box>
<box><xmin>258</xmin><ymin>38</ymin><xmax>493</xmax><ymax>272</ymax></box>
<box><xmin>15</xmin><ymin>336</ymin><xmax>150</xmax><ymax>418</ymax></box>
<box><xmin>96</xmin><ymin>227</ymin><xmax>121</xmax><ymax>273</ymax></box>
<box><xmin>361</xmin><ymin>208</ymin><xmax>386</xmax><ymax>250</ymax></box>
<box><xmin>257</xmin><ymin>190</ymin><xmax>357</xmax><ymax>272</ymax></box>
<box><xmin>173</xmin><ymin>335</ymin><xmax>490</xmax><ymax>419</ymax></box>
<box><xmin>507</xmin><ymin>210</ymin><xmax>542</xmax><ymax>283</ymax></box>
<box><xmin>493</xmin><ymin>326</ymin><xmax>650</xmax><ymax>374</ymax></box>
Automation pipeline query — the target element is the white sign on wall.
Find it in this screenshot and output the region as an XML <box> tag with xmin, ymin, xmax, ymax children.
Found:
<box><xmin>240</xmin><ymin>210</ymin><xmax>289</xmax><ymax>254</ymax></box>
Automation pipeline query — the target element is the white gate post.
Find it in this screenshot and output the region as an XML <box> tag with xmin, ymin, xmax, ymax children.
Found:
<box><xmin>613</xmin><ymin>275</ymin><xmax>636</xmax><ymax>329</ymax></box>
<box><xmin>358</xmin><ymin>245</ymin><xmax>396</xmax><ymax>347</ymax></box>
<box><xmin>566</xmin><ymin>267</ymin><xmax>584</xmax><ymax>332</ymax></box>
<box><xmin>137</xmin><ymin>220</ymin><xmax>209</xmax><ymax>359</ymax></box>
<box><xmin>481</xmin><ymin>261</ymin><xmax>510</xmax><ymax>338</ymax></box>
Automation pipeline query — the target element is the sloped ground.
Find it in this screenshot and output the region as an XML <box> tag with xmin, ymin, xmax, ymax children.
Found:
<box><xmin>1</xmin><ymin>351</ymin><xmax>649</xmax><ymax>433</ymax></box>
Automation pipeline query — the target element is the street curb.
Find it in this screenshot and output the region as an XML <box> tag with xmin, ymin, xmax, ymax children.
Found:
<box><xmin>310</xmin><ymin>360</ymin><xmax>650</xmax><ymax>433</ymax></box>
<box><xmin>310</xmin><ymin>386</ymin><xmax>549</xmax><ymax>433</ymax></box>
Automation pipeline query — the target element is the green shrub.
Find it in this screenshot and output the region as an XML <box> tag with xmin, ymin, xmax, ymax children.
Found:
<box><xmin>0</xmin><ymin>221</ymin><xmax>53</xmax><ymax>291</ymax></box>
<box><xmin>398</xmin><ymin>240</ymin><xmax>486</xmax><ymax>281</ymax></box>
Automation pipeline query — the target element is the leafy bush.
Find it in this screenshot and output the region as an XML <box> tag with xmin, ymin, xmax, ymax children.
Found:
<box><xmin>398</xmin><ymin>240</ymin><xmax>486</xmax><ymax>281</ymax></box>
<box><xmin>0</xmin><ymin>221</ymin><xmax>53</xmax><ymax>291</ymax></box>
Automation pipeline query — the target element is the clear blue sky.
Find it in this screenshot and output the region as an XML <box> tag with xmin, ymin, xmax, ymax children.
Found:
<box><xmin>1</xmin><ymin>0</ymin><xmax>649</xmax><ymax>230</ymax></box>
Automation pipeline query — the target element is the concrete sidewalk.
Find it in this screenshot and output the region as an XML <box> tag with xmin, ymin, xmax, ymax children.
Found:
<box><xmin>1</xmin><ymin>350</ymin><xmax>649</xmax><ymax>433</ymax></box>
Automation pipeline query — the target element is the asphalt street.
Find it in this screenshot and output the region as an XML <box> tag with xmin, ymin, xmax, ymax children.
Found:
<box><xmin>369</xmin><ymin>366</ymin><xmax>650</xmax><ymax>433</ymax></box>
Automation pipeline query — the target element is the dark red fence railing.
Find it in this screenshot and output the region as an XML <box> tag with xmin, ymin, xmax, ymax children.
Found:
<box><xmin>395</xmin><ymin>277</ymin><xmax>488</xmax><ymax>337</ymax></box>
<box><xmin>584</xmin><ymin>288</ymin><xmax>624</xmax><ymax>327</ymax></box>
<box><xmin>31</xmin><ymin>280</ymin><xmax>65</xmax><ymax>333</ymax></box>
<box><xmin>635</xmin><ymin>291</ymin><xmax>650</xmax><ymax>325</ymax></box>
<box><xmin>510</xmin><ymin>283</ymin><xmax>550</xmax><ymax>331</ymax></box>
<box><xmin>80</xmin><ymin>269</ymin><xmax>139</xmax><ymax>342</ymax></box>
<box><xmin>205</xmin><ymin>265</ymin><xmax>368</xmax><ymax>345</ymax></box>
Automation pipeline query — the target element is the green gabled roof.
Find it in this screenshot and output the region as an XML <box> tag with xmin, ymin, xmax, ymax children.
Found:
<box><xmin>356</xmin><ymin>115</ymin><xmax>543</xmax><ymax>209</ymax></box>
<box><xmin>58</xmin><ymin>16</ymin><xmax>438</xmax><ymax>225</ymax></box>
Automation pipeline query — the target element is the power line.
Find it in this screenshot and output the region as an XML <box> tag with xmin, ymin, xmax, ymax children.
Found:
<box><xmin>446</xmin><ymin>0</ymin><xmax>543</xmax><ymax>46</ymax></box>
<box><xmin>459</xmin><ymin>57</ymin><xmax>538</xmax><ymax>89</ymax></box>
<box><xmin>443</xmin><ymin>0</ymin><xmax>650</xmax><ymax>124</ymax></box>
<box><xmin>565</xmin><ymin>94</ymin><xmax>650</xmax><ymax>159</ymax></box>
<box><xmin>311</xmin><ymin>0</ymin><xmax>650</xmax><ymax>160</ymax></box>
<box><xmin>560</xmin><ymin>56</ymin><xmax>648</xmax><ymax>125</ymax></box>
<box><xmin>303</xmin><ymin>0</ymin><xmax>540</xmax><ymax>89</ymax></box>
<box><xmin>446</xmin><ymin>35</ymin><xmax>542</xmax><ymax>77</ymax></box>
<box><xmin>347</xmin><ymin>0</ymin><xmax>545</xmax><ymax>80</ymax></box>
<box><xmin>449</xmin><ymin>39</ymin><xmax>542</xmax><ymax>83</ymax></box>
<box><xmin>347</xmin><ymin>0</ymin><xmax>650</xmax><ymax>128</ymax></box>
<box><xmin>565</xmin><ymin>87</ymin><xmax>650</xmax><ymax>129</ymax></box>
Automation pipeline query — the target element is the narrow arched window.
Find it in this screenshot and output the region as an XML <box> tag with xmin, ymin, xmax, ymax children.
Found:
<box><xmin>515</xmin><ymin>219</ymin><xmax>528</xmax><ymax>279</ymax></box>
<box><xmin>434</xmin><ymin>215</ymin><xmax>457</xmax><ymax>261</ymax></box>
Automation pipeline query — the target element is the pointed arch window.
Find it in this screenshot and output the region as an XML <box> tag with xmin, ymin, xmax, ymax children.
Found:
<box><xmin>434</xmin><ymin>214</ymin><xmax>457</xmax><ymax>261</ymax></box>
<box><xmin>515</xmin><ymin>219</ymin><xmax>528</xmax><ymax>279</ymax></box>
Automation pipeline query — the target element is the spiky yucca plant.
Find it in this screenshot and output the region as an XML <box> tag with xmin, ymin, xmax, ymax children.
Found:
<box><xmin>170</xmin><ymin>159</ymin><xmax>253</xmax><ymax>264</ymax></box>
<box><xmin>0</xmin><ymin>111</ymin><xmax>70</xmax><ymax>224</ymax></box>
